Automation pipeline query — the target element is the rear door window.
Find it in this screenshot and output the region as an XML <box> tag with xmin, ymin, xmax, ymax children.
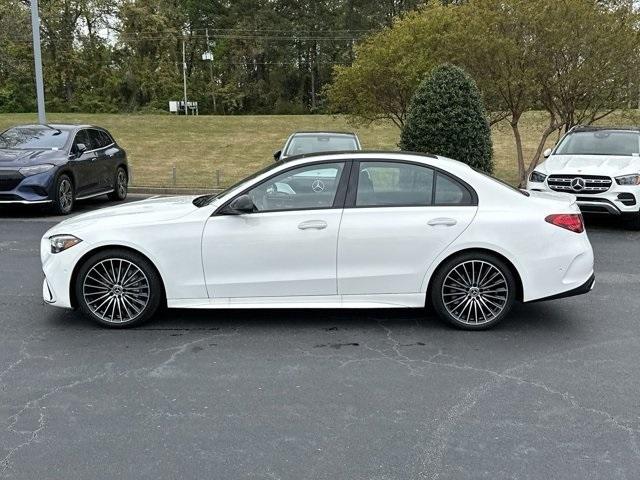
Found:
<box><xmin>355</xmin><ymin>161</ymin><xmax>434</xmax><ymax>207</ymax></box>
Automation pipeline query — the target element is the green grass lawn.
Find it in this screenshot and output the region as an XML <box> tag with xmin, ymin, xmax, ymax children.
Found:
<box><xmin>1</xmin><ymin>111</ymin><xmax>639</xmax><ymax>188</ymax></box>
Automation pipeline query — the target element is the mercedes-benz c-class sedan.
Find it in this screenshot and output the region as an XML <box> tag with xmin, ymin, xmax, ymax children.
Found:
<box><xmin>0</xmin><ymin>124</ymin><xmax>128</xmax><ymax>214</ymax></box>
<box><xmin>41</xmin><ymin>151</ymin><xmax>594</xmax><ymax>329</ymax></box>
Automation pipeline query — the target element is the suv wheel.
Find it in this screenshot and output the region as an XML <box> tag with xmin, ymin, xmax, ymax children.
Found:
<box><xmin>107</xmin><ymin>167</ymin><xmax>128</xmax><ymax>201</ymax></box>
<box><xmin>623</xmin><ymin>212</ymin><xmax>640</xmax><ymax>231</ymax></box>
<box><xmin>51</xmin><ymin>174</ymin><xmax>74</xmax><ymax>215</ymax></box>
<box><xmin>75</xmin><ymin>249</ymin><xmax>163</xmax><ymax>328</ymax></box>
<box><xmin>430</xmin><ymin>252</ymin><xmax>516</xmax><ymax>330</ymax></box>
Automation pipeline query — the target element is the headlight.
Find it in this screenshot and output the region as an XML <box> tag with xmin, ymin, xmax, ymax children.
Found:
<box><xmin>615</xmin><ymin>174</ymin><xmax>640</xmax><ymax>186</ymax></box>
<box><xmin>529</xmin><ymin>171</ymin><xmax>547</xmax><ymax>183</ymax></box>
<box><xmin>50</xmin><ymin>235</ymin><xmax>82</xmax><ymax>254</ymax></box>
<box><xmin>19</xmin><ymin>164</ymin><xmax>55</xmax><ymax>177</ymax></box>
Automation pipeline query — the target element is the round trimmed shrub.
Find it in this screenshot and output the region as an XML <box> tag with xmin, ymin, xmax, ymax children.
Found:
<box><xmin>400</xmin><ymin>64</ymin><xmax>493</xmax><ymax>174</ymax></box>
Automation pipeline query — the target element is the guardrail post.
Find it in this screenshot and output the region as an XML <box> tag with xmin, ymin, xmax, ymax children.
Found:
<box><xmin>172</xmin><ymin>165</ymin><xmax>177</xmax><ymax>186</ymax></box>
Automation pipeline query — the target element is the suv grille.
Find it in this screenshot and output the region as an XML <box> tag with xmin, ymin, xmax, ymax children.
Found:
<box><xmin>0</xmin><ymin>171</ymin><xmax>23</xmax><ymax>192</ymax></box>
<box><xmin>547</xmin><ymin>174</ymin><xmax>612</xmax><ymax>194</ymax></box>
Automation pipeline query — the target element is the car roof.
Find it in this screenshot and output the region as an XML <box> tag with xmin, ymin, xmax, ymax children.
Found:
<box><xmin>571</xmin><ymin>125</ymin><xmax>640</xmax><ymax>133</ymax></box>
<box><xmin>280</xmin><ymin>150</ymin><xmax>439</xmax><ymax>163</ymax></box>
<box><xmin>288</xmin><ymin>131</ymin><xmax>358</xmax><ymax>136</ymax></box>
<box><xmin>11</xmin><ymin>124</ymin><xmax>104</xmax><ymax>131</ymax></box>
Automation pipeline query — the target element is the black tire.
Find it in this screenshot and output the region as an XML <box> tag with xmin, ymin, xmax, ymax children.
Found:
<box><xmin>430</xmin><ymin>252</ymin><xmax>516</xmax><ymax>330</ymax></box>
<box><xmin>50</xmin><ymin>174</ymin><xmax>74</xmax><ymax>215</ymax></box>
<box><xmin>623</xmin><ymin>212</ymin><xmax>640</xmax><ymax>231</ymax></box>
<box><xmin>107</xmin><ymin>167</ymin><xmax>128</xmax><ymax>201</ymax></box>
<box><xmin>75</xmin><ymin>248</ymin><xmax>163</xmax><ymax>328</ymax></box>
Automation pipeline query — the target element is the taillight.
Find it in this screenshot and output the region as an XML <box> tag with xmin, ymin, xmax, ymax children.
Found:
<box><xmin>545</xmin><ymin>213</ymin><xmax>584</xmax><ymax>233</ymax></box>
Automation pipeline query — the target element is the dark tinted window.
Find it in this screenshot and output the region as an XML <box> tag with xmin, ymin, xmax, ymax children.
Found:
<box><xmin>73</xmin><ymin>130</ymin><xmax>91</xmax><ymax>153</ymax></box>
<box><xmin>0</xmin><ymin>126</ymin><xmax>69</xmax><ymax>150</ymax></box>
<box><xmin>247</xmin><ymin>162</ymin><xmax>345</xmax><ymax>212</ymax></box>
<box><xmin>434</xmin><ymin>173</ymin><xmax>473</xmax><ymax>205</ymax></box>
<box><xmin>98</xmin><ymin>130</ymin><xmax>114</xmax><ymax>146</ymax></box>
<box><xmin>88</xmin><ymin>130</ymin><xmax>102</xmax><ymax>149</ymax></box>
<box><xmin>356</xmin><ymin>161</ymin><xmax>434</xmax><ymax>207</ymax></box>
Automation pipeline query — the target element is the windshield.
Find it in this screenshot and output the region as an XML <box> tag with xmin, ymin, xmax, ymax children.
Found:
<box><xmin>283</xmin><ymin>134</ymin><xmax>358</xmax><ymax>157</ymax></box>
<box><xmin>555</xmin><ymin>131</ymin><xmax>640</xmax><ymax>156</ymax></box>
<box><xmin>193</xmin><ymin>162</ymin><xmax>283</xmax><ymax>207</ymax></box>
<box><xmin>0</xmin><ymin>126</ymin><xmax>69</xmax><ymax>150</ymax></box>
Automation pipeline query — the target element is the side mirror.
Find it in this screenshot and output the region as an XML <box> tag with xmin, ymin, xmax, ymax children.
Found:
<box><xmin>273</xmin><ymin>150</ymin><xmax>282</xmax><ymax>161</ymax></box>
<box><xmin>543</xmin><ymin>148</ymin><xmax>552</xmax><ymax>158</ymax></box>
<box><xmin>75</xmin><ymin>143</ymin><xmax>87</xmax><ymax>156</ymax></box>
<box><xmin>225</xmin><ymin>194</ymin><xmax>256</xmax><ymax>214</ymax></box>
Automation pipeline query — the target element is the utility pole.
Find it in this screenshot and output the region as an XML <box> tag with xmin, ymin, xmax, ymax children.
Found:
<box><xmin>30</xmin><ymin>0</ymin><xmax>46</xmax><ymax>124</ymax></box>
<box><xmin>182</xmin><ymin>39</ymin><xmax>188</xmax><ymax>116</ymax></box>
<box><xmin>205</xmin><ymin>28</ymin><xmax>217</xmax><ymax>114</ymax></box>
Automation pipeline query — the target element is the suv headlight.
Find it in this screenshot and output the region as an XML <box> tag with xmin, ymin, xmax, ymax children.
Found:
<box><xmin>50</xmin><ymin>235</ymin><xmax>82</xmax><ymax>254</ymax></box>
<box><xmin>529</xmin><ymin>171</ymin><xmax>547</xmax><ymax>183</ymax></box>
<box><xmin>19</xmin><ymin>164</ymin><xmax>55</xmax><ymax>177</ymax></box>
<box><xmin>615</xmin><ymin>174</ymin><xmax>640</xmax><ymax>186</ymax></box>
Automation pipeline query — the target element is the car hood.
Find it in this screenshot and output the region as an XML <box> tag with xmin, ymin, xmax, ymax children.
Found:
<box><xmin>539</xmin><ymin>154</ymin><xmax>640</xmax><ymax>176</ymax></box>
<box><xmin>0</xmin><ymin>148</ymin><xmax>66</xmax><ymax>167</ymax></box>
<box><xmin>49</xmin><ymin>196</ymin><xmax>201</xmax><ymax>233</ymax></box>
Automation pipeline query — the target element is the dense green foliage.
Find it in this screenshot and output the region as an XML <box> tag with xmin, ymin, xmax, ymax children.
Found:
<box><xmin>329</xmin><ymin>0</ymin><xmax>639</xmax><ymax>183</ymax></box>
<box><xmin>0</xmin><ymin>0</ymin><xmax>436</xmax><ymax>114</ymax></box>
<box><xmin>400</xmin><ymin>65</ymin><xmax>493</xmax><ymax>173</ymax></box>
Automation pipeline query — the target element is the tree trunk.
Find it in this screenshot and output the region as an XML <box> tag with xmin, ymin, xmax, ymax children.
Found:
<box><xmin>510</xmin><ymin>118</ymin><xmax>525</xmax><ymax>186</ymax></box>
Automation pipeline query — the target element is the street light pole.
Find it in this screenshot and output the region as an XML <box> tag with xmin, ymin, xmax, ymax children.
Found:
<box><xmin>30</xmin><ymin>0</ymin><xmax>46</xmax><ymax>124</ymax></box>
<box><xmin>182</xmin><ymin>39</ymin><xmax>188</xmax><ymax>116</ymax></box>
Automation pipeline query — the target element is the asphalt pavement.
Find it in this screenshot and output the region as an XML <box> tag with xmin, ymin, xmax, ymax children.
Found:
<box><xmin>1</xmin><ymin>197</ymin><xmax>639</xmax><ymax>479</ymax></box>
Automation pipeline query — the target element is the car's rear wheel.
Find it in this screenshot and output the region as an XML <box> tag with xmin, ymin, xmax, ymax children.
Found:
<box><xmin>107</xmin><ymin>167</ymin><xmax>128</xmax><ymax>201</ymax></box>
<box><xmin>51</xmin><ymin>174</ymin><xmax>74</xmax><ymax>215</ymax></box>
<box><xmin>430</xmin><ymin>252</ymin><xmax>516</xmax><ymax>330</ymax></box>
<box><xmin>75</xmin><ymin>249</ymin><xmax>162</xmax><ymax>328</ymax></box>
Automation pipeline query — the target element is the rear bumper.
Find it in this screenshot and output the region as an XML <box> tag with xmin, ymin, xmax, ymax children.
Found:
<box><xmin>527</xmin><ymin>273</ymin><xmax>595</xmax><ymax>303</ymax></box>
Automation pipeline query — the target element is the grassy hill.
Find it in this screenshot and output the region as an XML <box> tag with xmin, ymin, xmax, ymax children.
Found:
<box><xmin>1</xmin><ymin>111</ymin><xmax>638</xmax><ymax>188</ymax></box>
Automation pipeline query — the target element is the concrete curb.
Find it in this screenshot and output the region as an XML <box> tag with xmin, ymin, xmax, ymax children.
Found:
<box><xmin>129</xmin><ymin>186</ymin><xmax>224</xmax><ymax>195</ymax></box>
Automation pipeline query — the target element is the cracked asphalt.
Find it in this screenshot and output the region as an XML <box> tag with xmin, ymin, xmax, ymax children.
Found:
<box><xmin>1</xmin><ymin>198</ymin><xmax>639</xmax><ymax>479</ymax></box>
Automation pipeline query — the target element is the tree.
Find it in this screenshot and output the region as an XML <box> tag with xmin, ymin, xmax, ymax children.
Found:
<box><xmin>328</xmin><ymin>0</ymin><xmax>640</xmax><ymax>184</ymax></box>
<box><xmin>400</xmin><ymin>64</ymin><xmax>493</xmax><ymax>173</ymax></box>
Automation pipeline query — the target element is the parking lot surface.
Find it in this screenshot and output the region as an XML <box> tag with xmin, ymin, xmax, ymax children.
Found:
<box><xmin>1</xmin><ymin>199</ymin><xmax>639</xmax><ymax>479</ymax></box>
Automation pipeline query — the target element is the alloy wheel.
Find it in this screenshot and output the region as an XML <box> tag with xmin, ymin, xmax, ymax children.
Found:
<box><xmin>82</xmin><ymin>258</ymin><xmax>150</xmax><ymax>324</ymax></box>
<box><xmin>59</xmin><ymin>178</ymin><xmax>73</xmax><ymax>212</ymax></box>
<box><xmin>441</xmin><ymin>260</ymin><xmax>509</xmax><ymax>326</ymax></box>
<box><xmin>117</xmin><ymin>169</ymin><xmax>127</xmax><ymax>197</ymax></box>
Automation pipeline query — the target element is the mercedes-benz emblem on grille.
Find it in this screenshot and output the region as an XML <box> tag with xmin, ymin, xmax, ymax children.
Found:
<box><xmin>571</xmin><ymin>177</ymin><xmax>586</xmax><ymax>191</ymax></box>
<box><xmin>312</xmin><ymin>179</ymin><xmax>325</xmax><ymax>192</ymax></box>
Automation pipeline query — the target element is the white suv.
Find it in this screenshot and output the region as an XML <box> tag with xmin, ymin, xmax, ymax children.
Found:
<box><xmin>527</xmin><ymin>126</ymin><xmax>640</xmax><ymax>229</ymax></box>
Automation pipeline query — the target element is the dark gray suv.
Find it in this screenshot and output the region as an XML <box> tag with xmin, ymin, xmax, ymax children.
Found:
<box><xmin>0</xmin><ymin>124</ymin><xmax>128</xmax><ymax>214</ymax></box>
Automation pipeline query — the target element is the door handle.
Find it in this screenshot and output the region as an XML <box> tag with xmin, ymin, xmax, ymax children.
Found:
<box><xmin>428</xmin><ymin>217</ymin><xmax>457</xmax><ymax>227</ymax></box>
<box><xmin>298</xmin><ymin>220</ymin><xmax>327</xmax><ymax>230</ymax></box>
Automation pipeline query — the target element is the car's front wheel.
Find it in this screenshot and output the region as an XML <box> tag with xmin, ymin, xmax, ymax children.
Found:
<box><xmin>107</xmin><ymin>167</ymin><xmax>128</xmax><ymax>201</ymax></box>
<box><xmin>51</xmin><ymin>174</ymin><xmax>74</xmax><ymax>215</ymax></box>
<box><xmin>430</xmin><ymin>252</ymin><xmax>516</xmax><ymax>330</ymax></box>
<box><xmin>75</xmin><ymin>249</ymin><xmax>163</xmax><ymax>328</ymax></box>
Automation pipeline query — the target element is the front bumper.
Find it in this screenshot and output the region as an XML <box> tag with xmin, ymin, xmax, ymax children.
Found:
<box><xmin>0</xmin><ymin>168</ymin><xmax>56</xmax><ymax>204</ymax></box>
<box><xmin>527</xmin><ymin>181</ymin><xmax>640</xmax><ymax>215</ymax></box>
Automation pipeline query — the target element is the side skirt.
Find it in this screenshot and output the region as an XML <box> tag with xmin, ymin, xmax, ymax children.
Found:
<box><xmin>167</xmin><ymin>293</ymin><xmax>425</xmax><ymax>309</ymax></box>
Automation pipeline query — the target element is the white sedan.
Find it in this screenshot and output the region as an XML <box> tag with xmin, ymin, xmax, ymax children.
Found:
<box><xmin>41</xmin><ymin>152</ymin><xmax>595</xmax><ymax>330</ymax></box>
